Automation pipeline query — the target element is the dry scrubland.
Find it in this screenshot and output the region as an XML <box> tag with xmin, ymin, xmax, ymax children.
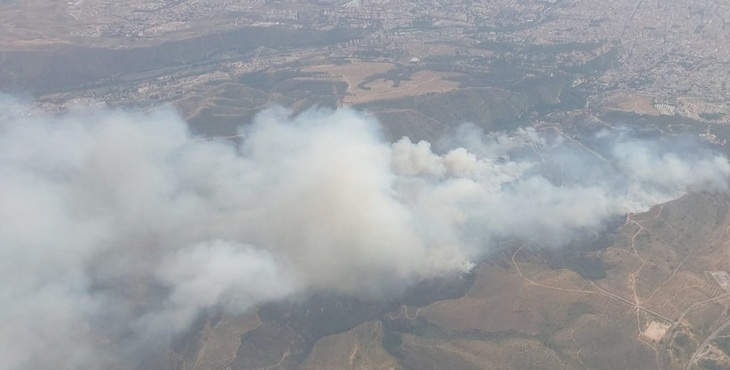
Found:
<box><xmin>160</xmin><ymin>194</ymin><xmax>730</xmax><ymax>370</ymax></box>
<box><xmin>3</xmin><ymin>1</ymin><xmax>730</xmax><ymax>369</ymax></box>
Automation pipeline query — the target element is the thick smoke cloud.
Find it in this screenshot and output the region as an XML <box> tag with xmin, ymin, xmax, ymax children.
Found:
<box><xmin>0</xmin><ymin>97</ymin><xmax>728</xmax><ymax>369</ymax></box>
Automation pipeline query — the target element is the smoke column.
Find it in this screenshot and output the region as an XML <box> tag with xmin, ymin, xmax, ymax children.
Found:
<box><xmin>0</xmin><ymin>97</ymin><xmax>728</xmax><ymax>369</ymax></box>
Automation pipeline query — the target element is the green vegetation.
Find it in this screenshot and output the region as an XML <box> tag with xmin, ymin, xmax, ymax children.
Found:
<box><xmin>0</xmin><ymin>26</ymin><xmax>368</xmax><ymax>94</ymax></box>
<box><xmin>382</xmin><ymin>316</ymin><xmax>445</xmax><ymax>339</ymax></box>
<box><xmin>544</xmin><ymin>250</ymin><xmax>612</xmax><ymax>280</ymax></box>
<box><xmin>713</xmin><ymin>336</ymin><xmax>730</xmax><ymax>357</ymax></box>
<box><xmin>567</xmin><ymin>302</ymin><xmax>594</xmax><ymax>318</ymax></box>
<box><xmin>700</xmin><ymin>112</ymin><xmax>726</xmax><ymax>121</ymax></box>
<box><xmin>675</xmin><ymin>333</ymin><xmax>689</xmax><ymax>347</ymax></box>
<box><xmin>401</xmin><ymin>272</ymin><xmax>476</xmax><ymax>307</ymax></box>
<box><xmin>561</xmin><ymin>47</ymin><xmax>620</xmax><ymax>75</ymax></box>
<box><xmin>359</xmin><ymin>87</ymin><xmax>533</xmax><ymax>133</ymax></box>
<box><xmin>381</xmin><ymin>330</ymin><xmax>404</xmax><ymax>356</ymax></box>
<box><xmin>699</xmin><ymin>359</ymin><xmax>726</xmax><ymax>370</ymax></box>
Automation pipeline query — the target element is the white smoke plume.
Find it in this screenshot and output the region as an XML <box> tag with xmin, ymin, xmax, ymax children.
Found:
<box><xmin>0</xmin><ymin>97</ymin><xmax>728</xmax><ymax>369</ymax></box>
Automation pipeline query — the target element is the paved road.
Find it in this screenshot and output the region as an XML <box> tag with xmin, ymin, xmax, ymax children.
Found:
<box><xmin>658</xmin><ymin>293</ymin><xmax>730</xmax><ymax>370</ymax></box>
<box><xmin>686</xmin><ymin>319</ymin><xmax>730</xmax><ymax>370</ymax></box>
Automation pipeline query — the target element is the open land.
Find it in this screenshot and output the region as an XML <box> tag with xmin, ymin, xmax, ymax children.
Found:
<box><xmin>3</xmin><ymin>1</ymin><xmax>730</xmax><ymax>369</ymax></box>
